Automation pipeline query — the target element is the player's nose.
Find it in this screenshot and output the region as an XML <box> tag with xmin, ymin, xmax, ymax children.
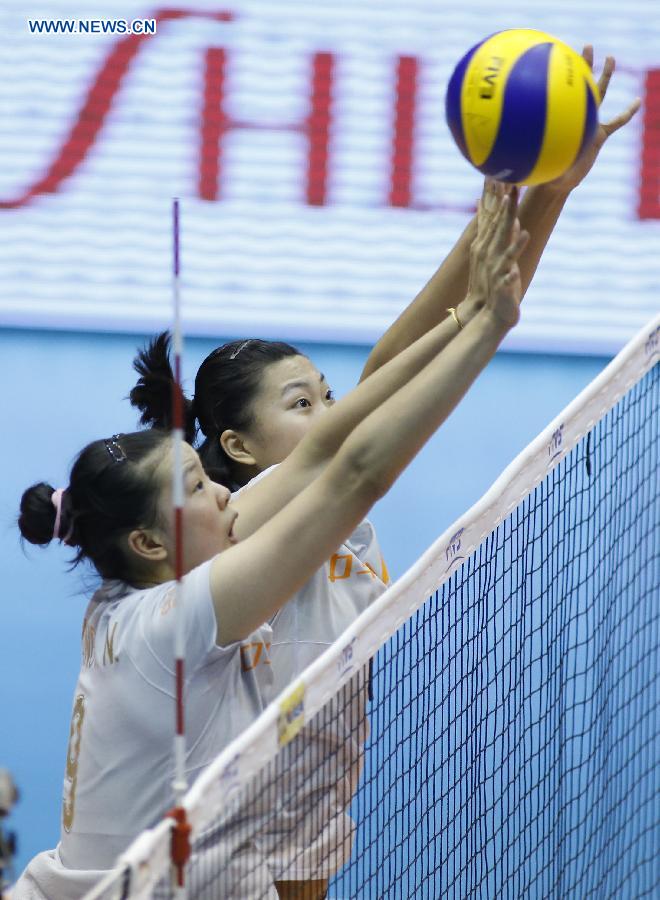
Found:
<box><xmin>216</xmin><ymin>484</ymin><xmax>231</xmax><ymax>509</ymax></box>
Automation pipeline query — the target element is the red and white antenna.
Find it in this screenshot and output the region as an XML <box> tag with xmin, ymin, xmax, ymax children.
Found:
<box><xmin>169</xmin><ymin>197</ymin><xmax>191</xmax><ymax>894</ymax></box>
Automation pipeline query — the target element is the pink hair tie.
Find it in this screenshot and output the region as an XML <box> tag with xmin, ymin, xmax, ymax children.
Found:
<box><xmin>51</xmin><ymin>488</ymin><xmax>66</xmax><ymax>542</ymax></box>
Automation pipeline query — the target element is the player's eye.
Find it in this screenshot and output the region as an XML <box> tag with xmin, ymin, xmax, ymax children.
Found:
<box><xmin>325</xmin><ymin>389</ymin><xmax>335</xmax><ymax>402</ymax></box>
<box><xmin>295</xmin><ymin>398</ymin><xmax>311</xmax><ymax>408</ymax></box>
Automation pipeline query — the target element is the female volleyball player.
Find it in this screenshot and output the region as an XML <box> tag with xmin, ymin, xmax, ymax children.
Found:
<box><xmin>130</xmin><ymin>184</ymin><xmax>529</xmax><ymax>899</ymax></box>
<box><xmin>128</xmin><ymin>59</ymin><xmax>637</xmax><ymax>892</ymax></box>
<box><xmin>14</xmin><ymin>193</ymin><xmax>526</xmax><ymax>900</ymax></box>
<box><xmin>128</xmin><ymin>188</ymin><xmax>489</xmax><ymax>900</ymax></box>
<box><xmin>132</xmin><ymin>52</ymin><xmax>640</xmax><ymax>698</ymax></box>
<box><xmin>132</xmin><ymin>155</ymin><xmax>616</xmax><ymax>694</ymax></box>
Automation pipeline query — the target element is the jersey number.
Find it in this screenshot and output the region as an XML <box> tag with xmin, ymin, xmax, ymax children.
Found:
<box><xmin>62</xmin><ymin>694</ymin><xmax>85</xmax><ymax>832</ymax></box>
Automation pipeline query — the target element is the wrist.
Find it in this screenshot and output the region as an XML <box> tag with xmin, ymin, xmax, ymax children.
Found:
<box><xmin>523</xmin><ymin>181</ymin><xmax>572</xmax><ymax>205</ymax></box>
<box><xmin>457</xmin><ymin>294</ymin><xmax>485</xmax><ymax>324</ymax></box>
<box><xmin>478</xmin><ymin>306</ymin><xmax>516</xmax><ymax>337</ymax></box>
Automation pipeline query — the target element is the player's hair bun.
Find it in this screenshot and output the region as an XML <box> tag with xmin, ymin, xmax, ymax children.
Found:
<box><xmin>130</xmin><ymin>332</ymin><xmax>197</xmax><ymax>443</ymax></box>
<box><xmin>19</xmin><ymin>482</ymin><xmax>62</xmax><ymax>546</ymax></box>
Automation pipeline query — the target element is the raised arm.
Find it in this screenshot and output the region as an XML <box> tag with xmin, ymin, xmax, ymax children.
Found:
<box><xmin>215</xmin><ymin>195</ymin><xmax>527</xmax><ymax>642</ymax></box>
<box><xmin>230</xmin><ymin>314</ymin><xmax>464</xmax><ymax>538</ymax></box>
<box><xmin>359</xmin><ymin>49</ymin><xmax>640</xmax><ymax>381</ymax></box>
<box><xmin>231</xmin><ymin>191</ymin><xmax>531</xmax><ymax>538</ymax></box>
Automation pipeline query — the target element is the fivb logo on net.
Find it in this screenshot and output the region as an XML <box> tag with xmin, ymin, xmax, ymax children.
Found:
<box><xmin>218</xmin><ymin>753</ymin><xmax>242</xmax><ymax>805</ymax></box>
<box><xmin>337</xmin><ymin>636</ymin><xmax>358</xmax><ymax>680</ymax></box>
<box><xmin>645</xmin><ymin>325</ymin><xmax>660</xmax><ymax>360</ymax></box>
<box><xmin>445</xmin><ymin>528</ymin><xmax>465</xmax><ymax>571</ymax></box>
<box><xmin>547</xmin><ymin>424</ymin><xmax>565</xmax><ymax>463</ymax></box>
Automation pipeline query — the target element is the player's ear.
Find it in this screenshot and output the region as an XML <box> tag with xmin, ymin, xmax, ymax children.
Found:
<box><xmin>127</xmin><ymin>527</ymin><xmax>167</xmax><ymax>564</ymax></box>
<box><xmin>220</xmin><ymin>430</ymin><xmax>257</xmax><ymax>467</ymax></box>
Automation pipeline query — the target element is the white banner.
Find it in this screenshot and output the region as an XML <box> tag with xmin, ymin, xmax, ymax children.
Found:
<box><xmin>1</xmin><ymin>0</ymin><xmax>658</xmax><ymax>353</ymax></box>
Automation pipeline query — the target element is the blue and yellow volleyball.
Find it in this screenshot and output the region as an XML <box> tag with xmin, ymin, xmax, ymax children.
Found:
<box><xmin>445</xmin><ymin>29</ymin><xmax>600</xmax><ymax>185</ymax></box>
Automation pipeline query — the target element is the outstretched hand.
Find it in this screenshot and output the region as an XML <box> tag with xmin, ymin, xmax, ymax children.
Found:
<box><xmin>467</xmin><ymin>179</ymin><xmax>510</xmax><ymax>301</ymax></box>
<box><xmin>544</xmin><ymin>47</ymin><xmax>641</xmax><ymax>194</ymax></box>
<box><xmin>469</xmin><ymin>188</ymin><xmax>529</xmax><ymax>328</ymax></box>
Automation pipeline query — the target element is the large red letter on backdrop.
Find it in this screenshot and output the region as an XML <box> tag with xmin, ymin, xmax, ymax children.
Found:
<box><xmin>639</xmin><ymin>69</ymin><xmax>660</xmax><ymax>220</ymax></box>
<box><xmin>0</xmin><ymin>9</ymin><xmax>233</xmax><ymax>209</ymax></box>
<box><xmin>389</xmin><ymin>56</ymin><xmax>418</xmax><ymax>207</ymax></box>
<box><xmin>199</xmin><ymin>50</ymin><xmax>334</xmax><ymax>205</ymax></box>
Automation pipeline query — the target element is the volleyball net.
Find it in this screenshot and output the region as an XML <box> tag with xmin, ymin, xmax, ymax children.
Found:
<box><xmin>86</xmin><ymin>314</ymin><xmax>659</xmax><ymax>900</ymax></box>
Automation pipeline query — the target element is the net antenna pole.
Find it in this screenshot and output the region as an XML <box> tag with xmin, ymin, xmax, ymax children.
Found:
<box><xmin>169</xmin><ymin>198</ymin><xmax>191</xmax><ymax>896</ymax></box>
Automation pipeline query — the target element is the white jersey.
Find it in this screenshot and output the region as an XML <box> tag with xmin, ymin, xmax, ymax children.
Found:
<box><xmin>234</xmin><ymin>467</ymin><xmax>389</xmax><ymax>881</ymax></box>
<box><xmin>13</xmin><ymin>559</ymin><xmax>278</xmax><ymax>900</ymax></box>
<box><xmin>235</xmin><ymin>466</ymin><xmax>389</xmax><ymax>693</ymax></box>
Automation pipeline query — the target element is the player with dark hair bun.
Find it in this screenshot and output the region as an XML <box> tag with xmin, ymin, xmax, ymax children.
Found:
<box><xmin>14</xmin><ymin>194</ymin><xmax>527</xmax><ymax>899</ymax></box>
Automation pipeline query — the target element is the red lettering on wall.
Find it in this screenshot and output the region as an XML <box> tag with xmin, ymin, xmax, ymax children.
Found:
<box><xmin>639</xmin><ymin>69</ymin><xmax>660</xmax><ymax>220</ymax></box>
<box><xmin>389</xmin><ymin>56</ymin><xmax>418</xmax><ymax>207</ymax></box>
<box><xmin>0</xmin><ymin>8</ymin><xmax>234</xmax><ymax>209</ymax></box>
<box><xmin>199</xmin><ymin>51</ymin><xmax>334</xmax><ymax>205</ymax></box>
<box><xmin>307</xmin><ymin>53</ymin><xmax>333</xmax><ymax>206</ymax></box>
<box><xmin>2</xmin><ymin>17</ymin><xmax>645</xmax><ymax>218</ymax></box>
<box><xmin>199</xmin><ymin>48</ymin><xmax>226</xmax><ymax>201</ymax></box>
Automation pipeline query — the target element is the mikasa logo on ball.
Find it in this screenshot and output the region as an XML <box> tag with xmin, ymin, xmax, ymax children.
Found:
<box><xmin>446</xmin><ymin>28</ymin><xmax>600</xmax><ymax>185</ymax></box>
<box><xmin>565</xmin><ymin>52</ymin><xmax>575</xmax><ymax>86</ymax></box>
<box><xmin>479</xmin><ymin>56</ymin><xmax>504</xmax><ymax>99</ymax></box>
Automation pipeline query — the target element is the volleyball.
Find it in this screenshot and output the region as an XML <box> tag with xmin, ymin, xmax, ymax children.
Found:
<box><xmin>445</xmin><ymin>29</ymin><xmax>600</xmax><ymax>185</ymax></box>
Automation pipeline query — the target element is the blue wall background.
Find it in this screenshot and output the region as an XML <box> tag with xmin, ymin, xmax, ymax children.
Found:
<box><xmin>0</xmin><ymin>327</ymin><xmax>608</xmax><ymax>877</ymax></box>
